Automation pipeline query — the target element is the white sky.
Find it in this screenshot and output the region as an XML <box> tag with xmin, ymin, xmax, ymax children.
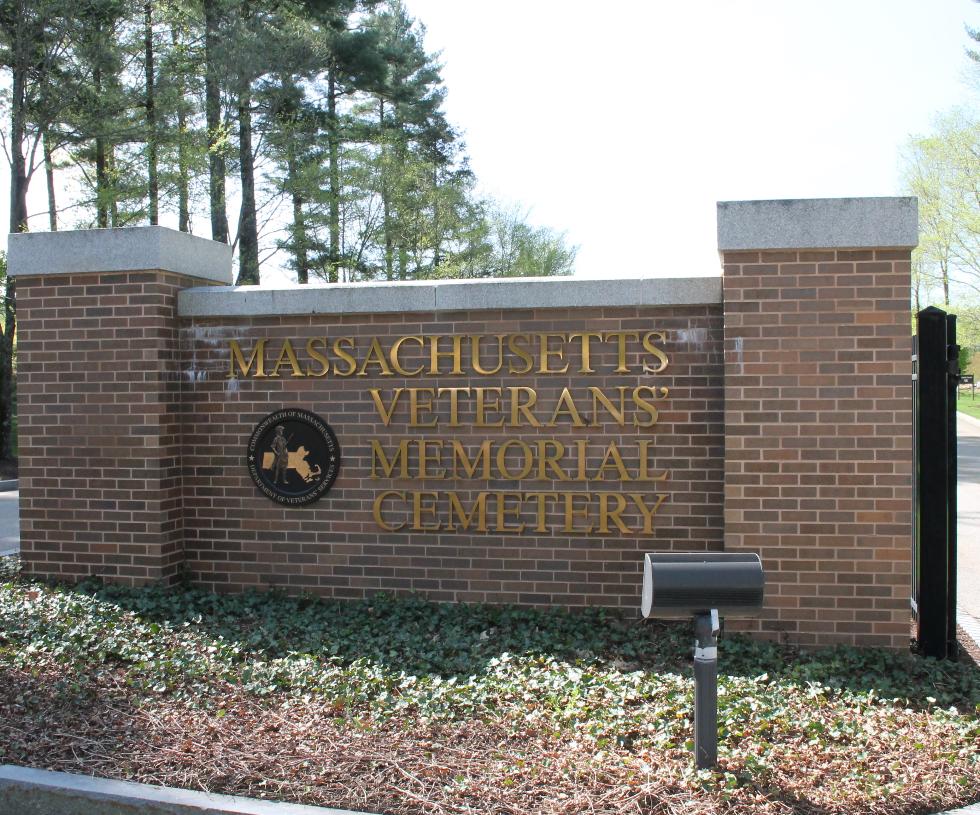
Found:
<box><xmin>403</xmin><ymin>0</ymin><xmax>978</xmax><ymax>278</ymax></box>
<box><xmin>1</xmin><ymin>0</ymin><xmax>977</xmax><ymax>282</ymax></box>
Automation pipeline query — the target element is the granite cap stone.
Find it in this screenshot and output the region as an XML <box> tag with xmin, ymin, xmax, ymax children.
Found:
<box><xmin>717</xmin><ymin>197</ymin><xmax>918</xmax><ymax>251</ymax></box>
<box><xmin>177</xmin><ymin>275</ymin><xmax>722</xmax><ymax>317</ymax></box>
<box><xmin>8</xmin><ymin>226</ymin><xmax>233</xmax><ymax>285</ymax></box>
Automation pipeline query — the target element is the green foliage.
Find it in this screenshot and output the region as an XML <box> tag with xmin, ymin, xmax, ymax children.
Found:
<box><xmin>481</xmin><ymin>203</ymin><xmax>577</xmax><ymax>278</ymax></box>
<box><xmin>2</xmin><ymin>562</ymin><xmax>979</xmax><ymax>809</ymax></box>
<box><xmin>903</xmin><ymin>108</ymin><xmax>980</xmax><ymax>306</ymax></box>
<box><xmin>961</xmin><ymin>344</ymin><xmax>972</xmax><ymax>374</ymax></box>
<box><xmin>1</xmin><ymin>564</ymin><xmax>978</xmax><ymax>758</ymax></box>
<box><xmin>1</xmin><ymin>0</ymin><xmax>575</xmax><ymax>282</ymax></box>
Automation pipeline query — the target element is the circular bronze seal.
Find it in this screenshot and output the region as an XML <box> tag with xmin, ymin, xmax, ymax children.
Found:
<box><xmin>247</xmin><ymin>408</ymin><xmax>341</xmax><ymax>506</ymax></box>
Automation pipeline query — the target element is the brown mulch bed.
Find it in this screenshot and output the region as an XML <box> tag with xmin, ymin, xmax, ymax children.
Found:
<box><xmin>1</xmin><ymin>658</ymin><xmax>977</xmax><ymax>815</ymax></box>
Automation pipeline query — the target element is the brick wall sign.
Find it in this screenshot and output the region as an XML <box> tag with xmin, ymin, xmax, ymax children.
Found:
<box><xmin>8</xmin><ymin>197</ymin><xmax>918</xmax><ymax>648</ymax></box>
<box><xmin>179</xmin><ymin>299</ymin><xmax>724</xmax><ymax>611</ymax></box>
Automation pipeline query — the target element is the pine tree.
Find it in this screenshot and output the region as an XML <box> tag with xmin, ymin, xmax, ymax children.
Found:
<box><xmin>266</xmin><ymin>0</ymin><xmax>387</xmax><ymax>283</ymax></box>
<box><xmin>202</xmin><ymin>0</ymin><xmax>231</xmax><ymax>243</ymax></box>
<box><xmin>61</xmin><ymin>0</ymin><xmax>144</xmax><ymax>227</ymax></box>
<box><xmin>266</xmin><ymin>77</ymin><xmax>321</xmax><ymax>283</ymax></box>
<box><xmin>0</xmin><ymin>0</ymin><xmax>74</xmax><ymax>460</ymax></box>
<box><xmin>158</xmin><ymin>9</ymin><xmax>204</xmax><ymax>232</ymax></box>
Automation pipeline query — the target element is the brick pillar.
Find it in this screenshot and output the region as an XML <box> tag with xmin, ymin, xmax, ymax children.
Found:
<box><xmin>718</xmin><ymin>198</ymin><xmax>917</xmax><ymax>648</ymax></box>
<box><xmin>9</xmin><ymin>227</ymin><xmax>232</xmax><ymax>585</ymax></box>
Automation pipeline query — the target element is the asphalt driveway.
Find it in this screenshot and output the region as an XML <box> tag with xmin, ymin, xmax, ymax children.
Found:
<box><xmin>959</xmin><ymin>414</ymin><xmax>980</xmax><ymax>635</ymax></box>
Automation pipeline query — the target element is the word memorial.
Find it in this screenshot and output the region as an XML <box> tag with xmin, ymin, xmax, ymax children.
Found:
<box><xmin>231</xmin><ymin>331</ymin><xmax>673</xmax><ymax>534</ymax></box>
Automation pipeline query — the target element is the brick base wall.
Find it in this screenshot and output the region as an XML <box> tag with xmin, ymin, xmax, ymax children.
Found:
<box><xmin>722</xmin><ymin>249</ymin><xmax>913</xmax><ymax>648</ymax></box>
<box><xmin>17</xmin><ymin>271</ymin><xmax>203</xmax><ymax>584</ymax></box>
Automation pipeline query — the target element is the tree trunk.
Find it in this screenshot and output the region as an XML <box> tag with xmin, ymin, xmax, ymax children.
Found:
<box><xmin>380</xmin><ymin>98</ymin><xmax>393</xmax><ymax>281</ymax></box>
<box><xmin>43</xmin><ymin>130</ymin><xmax>57</xmax><ymax>231</ymax></box>
<box><xmin>236</xmin><ymin>88</ymin><xmax>260</xmax><ymax>284</ymax></box>
<box><xmin>287</xmin><ymin>150</ymin><xmax>309</xmax><ymax>284</ymax></box>
<box><xmin>144</xmin><ymin>0</ymin><xmax>159</xmax><ymax>225</ymax></box>
<box><xmin>176</xmin><ymin>109</ymin><xmax>190</xmax><ymax>232</ymax></box>
<box><xmin>1</xmin><ymin>25</ymin><xmax>27</xmax><ymax>461</ymax></box>
<box><xmin>431</xmin><ymin>161</ymin><xmax>441</xmax><ymax>271</ymax></box>
<box><xmin>204</xmin><ymin>0</ymin><xmax>229</xmax><ymax>243</ymax></box>
<box><xmin>96</xmin><ymin>137</ymin><xmax>108</xmax><ymax>228</ymax></box>
<box><xmin>170</xmin><ymin>26</ymin><xmax>190</xmax><ymax>232</ymax></box>
<box><xmin>94</xmin><ymin>56</ymin><xmax>109</xmax><ymax>229</ymax></box>
<box><xmin>327</xmin><ymin>69</ymin><xmax>340</xmax><ymax>283</ymax></box>
<box><xmin>108</xmin><ymin>146</ymin><xmax>119</xmax><ymax>227</ymax></box>
<box><xmin>9</xmin><ymin>64</ymin><xmax>28</xmax><ymax>234</ymax></box>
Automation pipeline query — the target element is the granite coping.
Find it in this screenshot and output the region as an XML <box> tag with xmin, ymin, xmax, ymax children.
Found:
<box><xmin>717</xmin><ymin>197</ymin><xmax>918</xmax><ymax>251</ymax></box>
<box><xmin>177</xmin><ymin>275</ymin><xmax>723</xmax><ymax>317</ymax></box>
<box><xmin>7</xmin><ymin>226</ymin><xmax>233</xmax><ymax>285</ymax></box>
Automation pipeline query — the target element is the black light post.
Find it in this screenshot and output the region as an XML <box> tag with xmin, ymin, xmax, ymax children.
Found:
<box><xmin>693</xmin><ymin>609</ymin><xmax>720</xmax><ymax>769</ymax></box>
<box><xmin>641</xmin><ymin>553</ymin><xmax>764</xmax><ymax>770</ymax></box>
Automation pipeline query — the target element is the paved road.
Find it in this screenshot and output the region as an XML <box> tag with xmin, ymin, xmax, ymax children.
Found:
<box><xmin>958</xmin><ymin>414</ymin><xmax>980</xmax><ymax>638</ymax></box>
<box><xmin>0</xmin><ymin>489</ymin><xmax>18</xmax><ymax>554</ymax></box>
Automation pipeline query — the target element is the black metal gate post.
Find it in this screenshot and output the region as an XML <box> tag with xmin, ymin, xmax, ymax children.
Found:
<box><xmin>913</xmin><ymin>306</ymin><xmax>959</xmax><ymax>660</ymax></box>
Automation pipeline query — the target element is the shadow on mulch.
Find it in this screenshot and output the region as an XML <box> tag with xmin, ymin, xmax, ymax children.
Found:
<box><xmin>0</xmin><ymin>662</ymin><xmax>136</xmax><ymax>772</ymax></box>
<box><xmin>1</xmin><ymin>589</ymin><xmax>978</xmax><ymax>815</ymax></box>
<box><xmin>0</xmin><ymin>662</ymin><xmax>914</xmax><ymax>815</ymax></box>
<box><xmin>958</xmin><ymin>625</ymin><xmax>980</xmax><ymax>668</ymax></box>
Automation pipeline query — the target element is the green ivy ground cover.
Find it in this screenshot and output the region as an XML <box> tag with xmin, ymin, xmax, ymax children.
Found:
<box><xmin>0</xmin><ymin>555</ymin><xmax>978</xmax><ymax>814</ymax></box>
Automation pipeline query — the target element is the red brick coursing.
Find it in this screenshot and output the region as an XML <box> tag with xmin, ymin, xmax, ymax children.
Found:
<box><xmin>179</xmin><ymin>306</ymin><xmax>724</xmax><ymax>609</ymax></box>
<box><xmin>16</xmin><ymin>271</ymin><xmax>205</xmax><ymax>584</ymax></box>
<box><xmin>722</xmin><ymin>249</ymin><xmax>913</xmax><ymax>649</ymax></box>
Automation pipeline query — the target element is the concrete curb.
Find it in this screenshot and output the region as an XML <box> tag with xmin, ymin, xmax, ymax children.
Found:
<box><xmin>0</xmin><ymin>765</ymin><xmax>374</xmax><ymax>815</ymax></box>
<box><xmin>0</xmin><ymin>480</ymin><xmax>17</xmax><ymax>492</ymax></box>
<box><xmin>0</xmin><ymin>764</ymin><xmax>976</xmax><ymax>815</ymax></box>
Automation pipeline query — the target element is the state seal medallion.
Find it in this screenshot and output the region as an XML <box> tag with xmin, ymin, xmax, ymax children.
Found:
<box><xmin>247</xmin><ymin>408</ymin><xmax>341</xmax><ymax>506</ymax></box>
